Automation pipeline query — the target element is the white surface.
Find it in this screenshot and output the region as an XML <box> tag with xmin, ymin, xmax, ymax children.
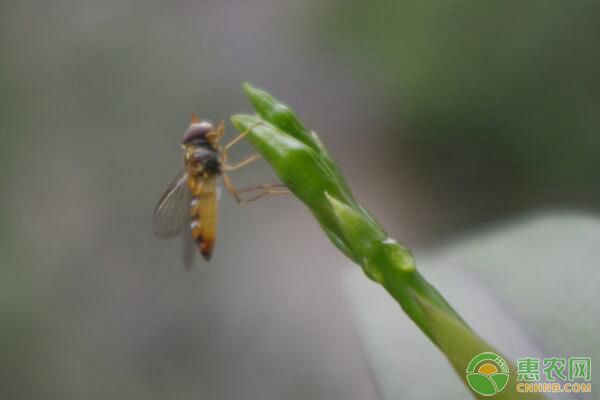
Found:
<box><xmin>345</xmin><ymin>213</ymin><xmax>599</xmax><ymax>399</ymax></box>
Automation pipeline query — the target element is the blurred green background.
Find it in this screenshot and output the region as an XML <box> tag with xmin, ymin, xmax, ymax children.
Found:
<box><xmin>1</xmin><ymin>1</ymin><xmax>598</xmax><ymax>399</ymax></box>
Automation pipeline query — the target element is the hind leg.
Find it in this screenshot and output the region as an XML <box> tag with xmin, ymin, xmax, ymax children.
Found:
<box><xmin>223</xmin><ymin>174</ymin><xmax>289</xmax><ymax>204</ymax></box>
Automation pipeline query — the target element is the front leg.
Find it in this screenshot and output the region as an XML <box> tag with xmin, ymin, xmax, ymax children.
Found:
<box><xmin>222</xmin><ymin>154</ymin><xmax>262</xmax><ymax>172</ymax></box>
<box><xmin>220</xmin><ymin>122</ymin><xmax>263</xmax><ymax>166</ymax></box>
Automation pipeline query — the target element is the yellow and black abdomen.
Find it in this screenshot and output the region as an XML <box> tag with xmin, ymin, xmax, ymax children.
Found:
<box><xmin>185</xmin><ymin>144</ymin><xmax>221</xmax><ymax>261</ymax></box>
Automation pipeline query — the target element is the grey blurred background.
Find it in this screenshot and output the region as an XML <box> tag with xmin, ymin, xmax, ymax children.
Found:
<box><xmin>1</xmin><ymin>1</ymin><xmax>599</xmax><ymax>399</ymax></box>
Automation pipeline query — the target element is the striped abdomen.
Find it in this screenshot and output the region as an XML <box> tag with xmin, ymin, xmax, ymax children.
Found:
<box><xmin>187</xmin><ymin>172</ymin><xmax>218</xmax><ymax>261</ymax></box>
<box><xmin>185</xmin><ymin>145</ymin><xmax>220</xmax><ymax>261</ymax></box>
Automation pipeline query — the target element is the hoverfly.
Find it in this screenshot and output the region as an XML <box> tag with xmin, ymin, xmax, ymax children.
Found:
<box><xmin>153</xmin><ymin>115</ymin><xmax>287</xmax><ymax>269</ymax></box>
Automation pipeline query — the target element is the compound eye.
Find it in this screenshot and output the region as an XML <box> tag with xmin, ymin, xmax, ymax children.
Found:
<box><xmin>182</xmin><ymin>121</ymin><xmax>213</xmax><ymax>144</ymax></box>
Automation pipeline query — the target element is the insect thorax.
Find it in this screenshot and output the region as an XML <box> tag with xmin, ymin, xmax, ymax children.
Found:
<box><xmin>185</xmin><ymin>142</ymin><xmax>221</xmax><ymax>175</ymax></box>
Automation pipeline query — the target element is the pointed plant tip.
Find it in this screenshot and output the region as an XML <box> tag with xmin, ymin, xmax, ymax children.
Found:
<box><xmin>242</xmin><ymin>82</ymin><xmax>256</xmax><ymax>96</ymax></box>
<box><xmin>230</xmin><ymin>113</ymin><xmax>244</xmax><ymax>123</ymax></box>
<box><xmin>383</xmin><ymin>240</ymin><xmax>416</xmax><ymax>273</ymax></box>
<box><xmin>324</xmin><ymin>191</ymin><xmax>337</xmax><ymax>205</ymax></box>
<box><xmin>242</xmin><ymin>82</ymin><xmax>270</xmax><ymax>103</ymax></box>
<box><xmin>325</xmin><ymin>191</ymin><xmax>349</xmax><ymax>215</ymax></box>
<box><xmin>325</xmin><ymin>191</ymin><xmax>382</xmax><ymax>241</ymax></box>
<box><xmin>230</xmin><ymin>113</ymin><xmax>260</xmax><ymax>126</ymax></box>
<box><xmin>229</xmin><ymin>115</ymin><xmax>245</xmax><ymax>130</ymax></box>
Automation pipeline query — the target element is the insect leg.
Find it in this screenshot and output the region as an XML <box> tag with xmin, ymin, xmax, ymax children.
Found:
<box><xmin>215</xmin><ymin>120</ymin><xmax>225</xmax><ymax>139</ymax></box>
<box><xmin>222</xmin><ymin>174</ymin><xmax>289</xmax><ymax>205</ymax></box>
<box><xmin>236</xmin><ymin>184</ymin><xmax>288</xmax><ymax>193</ymax></box>
<box><xmin>222</xmin><ymin>153</ymin><xmax>261</xmax><ymax>171</ymax></box>
<box><xmin>240</xmin><ymin>188</ymin><xmax>290</xmax><ymax>203</ymax></box>
<box><xmin>222</xmin><ymin>173</ymin><xmax>243</xmax><ymax>203</ymax></box>
<box><xmin>206</xmin><ymin>120</ymin><xmax>225</xmax><ymax>143</ymax></box>
<box><xmin>221</xmin><ymin>122</ymin><xmax>263</xmax><ymax>165</ymax></box>
<box><xmin>237</xmin><ymin>184</ymin><xmax>290</xmax><ymax>202</ymax></box>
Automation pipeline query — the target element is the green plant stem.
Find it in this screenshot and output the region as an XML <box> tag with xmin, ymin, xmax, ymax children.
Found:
<box><xmin>231</xmin><ymin>83</ymin><xmax>545</xmax><ymax>399</ymax></box>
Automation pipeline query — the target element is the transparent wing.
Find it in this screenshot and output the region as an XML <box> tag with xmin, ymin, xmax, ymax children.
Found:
<box><xmin>153</xmin><ymin>170</ymin><xmax>191</xmax><ymax>239</ymax></box>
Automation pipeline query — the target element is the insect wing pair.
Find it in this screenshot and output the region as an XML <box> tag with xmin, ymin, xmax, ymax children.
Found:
<box><xmin>153</xmin><ymin>170</ymin><xmax>218</xmax><ymax>269</ymax></box>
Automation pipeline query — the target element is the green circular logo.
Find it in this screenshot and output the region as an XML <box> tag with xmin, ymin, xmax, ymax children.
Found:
<box><xmin>466</xmin><ymin>352</ymin><xmax>510</xmax><ymax>396</ymax></box>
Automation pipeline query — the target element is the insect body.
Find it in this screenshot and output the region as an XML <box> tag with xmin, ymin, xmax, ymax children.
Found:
<box><xmin>183</xmin><ymin>120</ymin><xmax>222</xmax><ymax>260</ymax></box>
<box><xmin>153</xmin><ymin>116</ymin><xmax>288</xmax><ymax>269</ymax></box>
<box><xmin>153</xmin><ymin>118</ymin><xmax>223</xmax><ymax>266</ymax></box>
